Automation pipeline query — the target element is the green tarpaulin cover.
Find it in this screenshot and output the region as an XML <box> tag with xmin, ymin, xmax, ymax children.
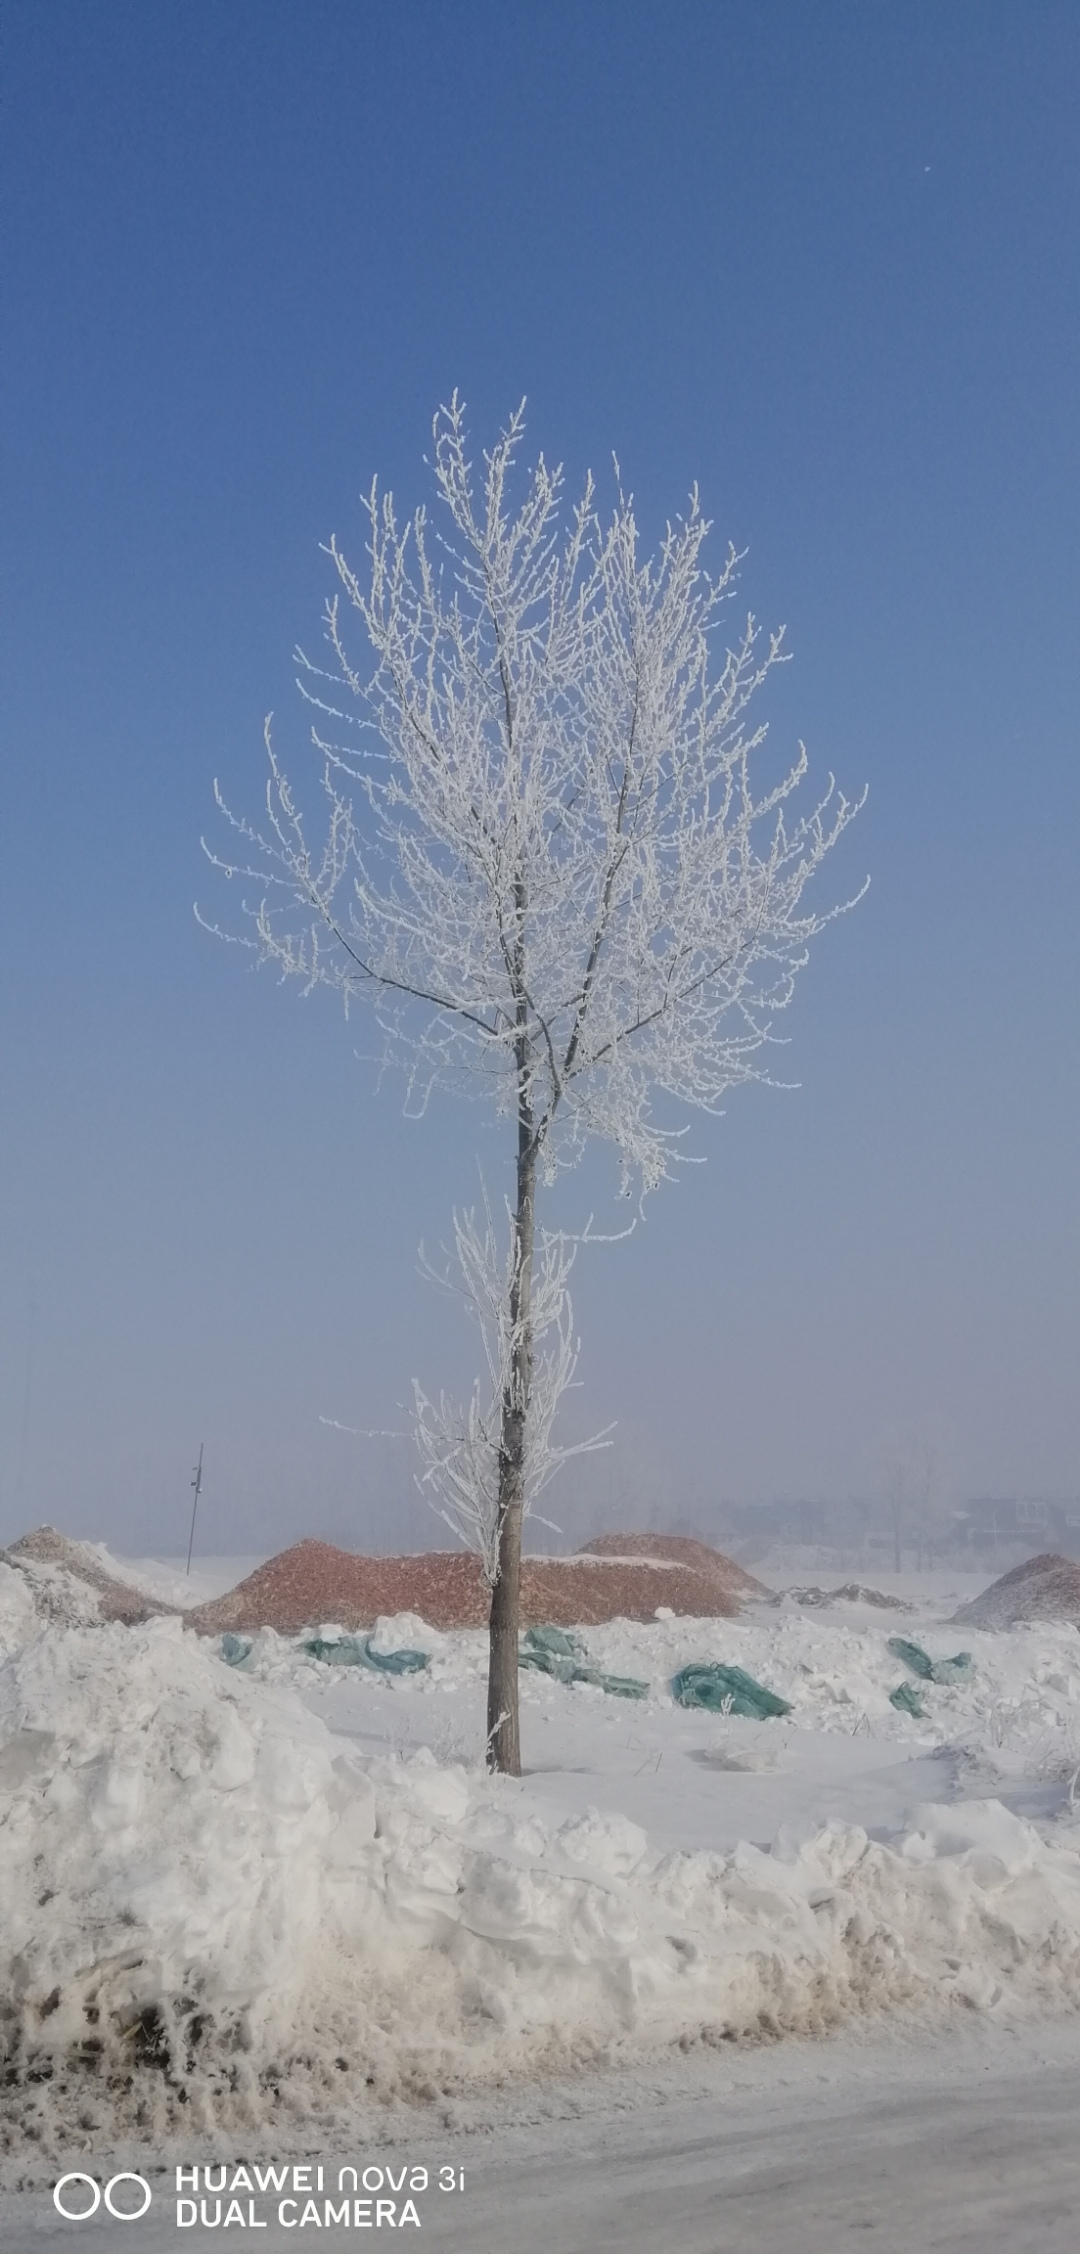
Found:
<box><xmin>519</xmin><ymin>1626</ymin><xmax>648</xmax><ymax>1699</ymax></box>
<box><xmin>298</xmin><ymin>1633</ymin><xmax>429</xmax><ymax>1673</ymax></box>
<box><xmin>222</xmin><ymin>1630</ymin><xmax>429</xmax><ymax>1672</ymax></box>
<box><xmin>670</xmin><ymin>1663</ymin><xmax>792</xmax><ymax>1718</ymax></box>
<box><xmin>524</xmin><ymin>1625</ymin><xmax>587</xmax><ymax>1659</ymax></box>
<box><xmin>221</xmin><ymin>1633</ymin><xmax>253</xmax><ymax>1667</ymax></box>
<box><xmin>887</xmin><ymin>1636</ymin><xmax>973</xmax><ymax>1686</ymax></box>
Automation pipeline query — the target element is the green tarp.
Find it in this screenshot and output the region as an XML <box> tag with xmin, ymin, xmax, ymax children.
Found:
<box><xmin>221</xmin><ymin>1629</ymin><xmax>429</xmax><ymax>1672</ymax></box>
<box><xmin>221</xmin><ymin>1633</ymin><xmax>253</xmax><ymax>1667</ymax></box>
<box><xmin>524</xmin><ymin>1625</ymin><xmax>587</xmax><ymax>1659</ymax></box>
<box><xmin>887</xmin><ymin>1637</ymin><xmax>973</xmax><ymax>1686</ymax></box>
<box><xmin>519</xmin><ymin>1626</ymin><xmax>649</xmax><ymax>1699</ymax></box>
<box><xmin>299</xmin><ymin>1633</ymin><xmax>429</xmax><ymax>1673</ymax></box>
<box><xmin>670</xmin><ymin>1663</ymin><xmax>792</xmax><ymax>1718</ymax></box>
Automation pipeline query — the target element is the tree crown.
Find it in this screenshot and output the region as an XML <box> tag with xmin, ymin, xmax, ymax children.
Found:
<box><xmin>206</xmin><ymin>397</ymin><xmax>864</xmax><ymax>1193</ymax></box>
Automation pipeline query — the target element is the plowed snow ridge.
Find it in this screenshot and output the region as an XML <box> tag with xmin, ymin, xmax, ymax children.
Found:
<box><xmin>4</xmin><ymin>1587</ymin><xmax>1080</xmax><ymax>2151</ymax></box>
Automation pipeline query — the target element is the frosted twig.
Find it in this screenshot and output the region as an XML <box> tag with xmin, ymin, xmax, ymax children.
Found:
<box><xmin>413</xmin><ymin>1195</ymin><xmax>611</xmax><ymax>1581</ymax></box>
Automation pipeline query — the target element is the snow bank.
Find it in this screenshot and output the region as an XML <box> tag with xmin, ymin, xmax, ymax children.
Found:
<box><xmin>0</xmin><ymin>1563</ymin><xmax>44</xmax><ymax>1652</ymax></box>
<box><xmin>617</xmin><ymin>1607</ymin><xmax>1080</xmax><ymax>1764</ymax></box>
<box><xmin>4</xmin><ymin>1616</ymin><xmax>1080</xmax><ymax>2151</ymax></box>
<box><xmin>0</xmin><ymin>1555</ymin><xmax>102</xmax><ymax>1641</ymax></box>
<box><xmin>1</xmin><ymin>1532</ymin><xmax>173</xmax><ymax>1629</ymax></box>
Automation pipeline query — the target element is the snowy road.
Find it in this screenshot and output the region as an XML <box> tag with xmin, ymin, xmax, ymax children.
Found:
<box><xmin>8</xmin><ymin>2032</ymin><xmax>1080</xmax><ymax>2253</ymax></box>
<box><xmin>450</xmin><ymin>2061</ymin><xmax>1080</xmax><ymax>2253</ymax></box>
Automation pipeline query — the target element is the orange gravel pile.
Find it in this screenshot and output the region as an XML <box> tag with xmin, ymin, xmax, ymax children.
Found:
<box><xmin>580</xmin><ymin>1531</ymin><xmax>768</xmax><ymax>1599</ymax></box>
<box><xmin>952</xmin><ymin>1552</ymin><xmax>1080</xmax><ymax>1630</ymax></box>
<box><xmin>186</xmin><ymin>1534</ymin><xmax>760</xmax><ymax>1637</ymax></box>
<box><xmin>187</xmin><ymin>1545</ymin><xmax>489</xmax><ymax>1635</ymax></box>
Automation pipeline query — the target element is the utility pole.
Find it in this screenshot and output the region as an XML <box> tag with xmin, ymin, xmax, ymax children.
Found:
<box><xmin>186</xmin><ymin>1443</ymin><xmax>204</xmax><ymax>1575</ymax></box>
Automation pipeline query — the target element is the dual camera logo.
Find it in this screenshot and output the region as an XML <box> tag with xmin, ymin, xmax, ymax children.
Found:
<box><xmin>53</xmin><ymin>2172</ymin><xmax>152</xmax><ymax>2221</ymax></box>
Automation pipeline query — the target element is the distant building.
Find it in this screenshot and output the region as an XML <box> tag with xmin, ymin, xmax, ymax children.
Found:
<box><xmin>715</xmin><ymin>1491</ymin><xmax>1080</xmax><ymax>1567</ymax></box>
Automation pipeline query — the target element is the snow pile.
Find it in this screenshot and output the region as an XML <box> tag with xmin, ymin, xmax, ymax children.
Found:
<box><xmin>953</xmin><ymin>1554</ymin><xmax>1080</xmax><ymax>1631</ymax></box>
<box><xmin>0</xmin><ymin>1563</ymin><xmax>52</xmax><ymax>1651</ymax></box>
<box><xmin>2</xmin><ymin>1529</ymin><xmax>175</xmax><ymax>1627</ymax></box>
<box><xmin>0</xmin><ymin>1553</ymin><xmax>104</xmax><ymax>1640</ymax></box>
<box><xmin>57</xmin><ymin>1544</ymin><xmax>218</xmax><ymax>1613</ymax></box>
<box><xmin>5</xmin><ymin>1616</ymin><xmax>1080</xmax><ymax>2150</ymax></box>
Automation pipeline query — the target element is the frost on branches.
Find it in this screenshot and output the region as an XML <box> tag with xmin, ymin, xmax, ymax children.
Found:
<box><xmin>413</xmin><ymin>1201</ymin><xmax>611</xmax><ymax>1586</ymax></box>
<box><xmin>206</xmin><ymin>397</ymin><xmax>864</xmax><ymax>1771</ymax></box>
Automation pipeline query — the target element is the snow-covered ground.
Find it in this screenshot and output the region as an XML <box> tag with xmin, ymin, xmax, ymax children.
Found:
<box><xmin>3</xmin><ymin>1549</ymin><xmax>1080</xmax><ymax>2245</ymax></box>
<box><xmin>275</xmin><ymin>1589</ymin><xmax>1080</xmax><ymax>1850</ymax></box>
<box><xmin>83</xmin><ymin>1549</ymin><xmax>271</xmax><ymax>1609</ymax></box>
<box><xmin>6</xmin><ymin>2018</ymin><xmax>1080</xmax><ymax>2251</ymax></box>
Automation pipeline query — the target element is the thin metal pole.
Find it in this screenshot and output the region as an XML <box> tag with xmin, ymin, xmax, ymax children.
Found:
<box><xmin>186</xmin><ymin>1443</ymin><xmax>204</xmax><ymax>1575</ymax></box>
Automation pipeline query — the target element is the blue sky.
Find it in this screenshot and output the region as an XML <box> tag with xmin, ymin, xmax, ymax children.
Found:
<box><xmin>2</xmin><ymin>0</ymin><xmax>1077</xmax><ymax>1554</ymax></box>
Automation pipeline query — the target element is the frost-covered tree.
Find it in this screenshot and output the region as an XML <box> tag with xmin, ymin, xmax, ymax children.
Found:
<box><xmin>412</xmin><ymin>1197</ymin><xmax>608</xmax><ymax>1582</ymax></box>
<box><xmin>206</xmin><ymin>398</ymin><xmax>864</xmax><ymax>1773</ymax></box>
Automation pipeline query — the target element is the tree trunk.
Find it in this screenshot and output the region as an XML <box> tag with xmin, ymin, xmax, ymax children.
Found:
<box><xmin>487</xmin><ymin>991</ymin><xmax>535</xmax><ymax>1775</ymax></box>
<box><xmin>487</xmin><ymin>1464</ymin><xmax>524</xmax><ymax>1774</ymax></box>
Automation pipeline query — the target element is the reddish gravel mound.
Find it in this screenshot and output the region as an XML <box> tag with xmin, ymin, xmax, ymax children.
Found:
<box><xmin>579</xmin><ymin>1531</ymin><xmax>769</xmax><ymax>1597</ymax></box>
<box><xmin>525</xmin><ymin>1549</ymin><xmax>752</xmax><ymax>1623</ymax></box>
<box><xmin>185</xmin><ymin>1536</ymin><xmax>755</xmax><ymax>1636</ymax></box>
<box><xmin>4</xmin><ymin>1526</ymin><xmax>178</xmax><ymax>1626</ymax></box>
<box><xmin>188</xmin><ymin>1546</ymin><xmax>489</xmax><ymax>1635</ymax></box>
<box><xmin>952</xmin><ymin>1553</ymin><xmax>1080</xmax><ymax>1631</ymax></box>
